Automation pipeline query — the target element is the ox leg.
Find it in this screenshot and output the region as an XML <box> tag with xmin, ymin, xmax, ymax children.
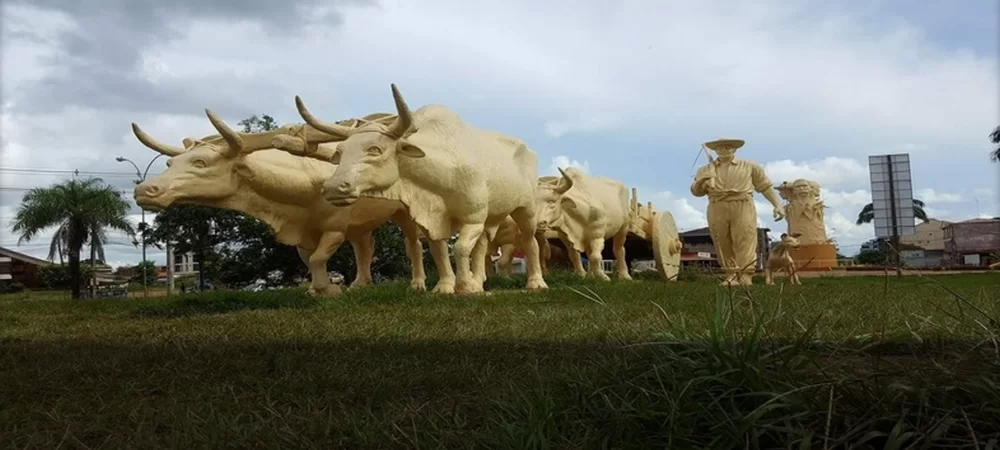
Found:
<box><xmin>587</xmin><ymin>238</ymin><xmax>612</xmax><ymax>281</ymax></box>
<box><xmin>454</xmin><ymin>224</ymin><xmax>487</xmax><ymax>295</ymax></box>
<box><xmin>430</xmin><ymin>239</ymin><xmax>456</xmax><ymax>294</ymax></box>
<box><xmin>471</xmin><ymin>234</ymin><xmax>490</xmax><ymax>288</ymax></box>
<box><xmin>394</xmin><ymin>213</ymin><xmax>428</xmax><ymax>292</ymax></box>
<box><xmin>612</xmin><ymin>228</ymin><xmax>632</xmax><ymax>281</ymax></box>
<box><xmin>538</xmin><ymin>234</ymin><xmax>551</xmax><ymax>275</ymax></box>
<box><xmin>562</xmin><ymin>237</ymin><xmax>586</xmax><ymax>277</ymax></box>
<box><xmin>484</xmin><ymin>244</ymin><xmax>496</xmax><ymax>279</ymax></box>
<box><xmin>307</xmin><ymin>232</ymin><xmax>347</xmax><ymax>297</ymax></box>
<box><xmin>765</xmin><ymin>266</ymin><xmax>774</xmax><ymax>285</ymax></box>
<box><xmin>498</xmin><ymin>243</ymin><xmax>516</xmax><ymax>278</ymax></box>
<box><xmin>510</xmin><ymin>208</ymin><xmax>548</xmax><ymax>291</ymax></box>
<box><xmin>350</xmin><ymin>231</ymin><xmax>375</xmax><ymax>288</ymax></box>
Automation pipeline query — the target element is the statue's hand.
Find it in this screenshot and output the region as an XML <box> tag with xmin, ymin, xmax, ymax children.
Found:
<box><xmin>772</xmin><ymin>206</ymin><xmax>786</xmax><ymax>221</ymax></box>
<box><xmin>699</xmin><ymin>177</ymin><xmax>719</xmax><ymax>193</ymax></box>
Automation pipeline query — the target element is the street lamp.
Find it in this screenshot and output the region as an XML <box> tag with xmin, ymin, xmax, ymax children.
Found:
<box><xmin>116</xmin><ymin>154</ymin><xmax>164</xmax><ymax>299</ymax></box>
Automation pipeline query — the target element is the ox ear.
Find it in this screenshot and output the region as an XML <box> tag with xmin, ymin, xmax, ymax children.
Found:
<box><xmin>234</xmin><ymin>160</ymin><xmax>254</xmax><ymax>179</ymax></box>
<box><xmin>329</xmin><ymin>148</ymin><xmax>342</xmax><ymax>165</ymax></box>
<box><xmin>560</xmin><ymin>197</ymin><xmax>577</xmax><ymax>210</ymax></box>
<box><xmin>182</xmin><ymin>138</ymin><xmax>197</xmax><ymax>149</ymax></box>
<box><xmin>397</xmin><ymin>140</ymin><xmax>425</xmax><ymax>159</ymax></box>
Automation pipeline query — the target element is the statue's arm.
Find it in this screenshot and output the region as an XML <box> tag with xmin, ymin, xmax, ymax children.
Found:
<box><xmin>751</xmin><ymin>163</ymin><xmax>783</xmax><ymax>209</ymax></box>
<box><xmin>690</xmin><ymin>166</ymin><xmax>710</xmax><ymax>197</ymax></box>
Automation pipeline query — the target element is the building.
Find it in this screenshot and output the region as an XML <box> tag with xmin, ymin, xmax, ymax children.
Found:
<box><xmin>0</xmin><ymin>246</ymin><xmax>50</xmax><ymax>288</ymax></box>
<box><xmin>943</xmin><ymin>218</ymin><xmax>1000</xmax><ymax>266</ymax></box>
<box><xmin>677</xmin><ymin>227</ymin><xmax>773</xmax><ymax>270</ymax></box>
<box><xmin>898</xmin><ymin>219</ymin><xmax>950</xmax><ymax>267</ymax></box>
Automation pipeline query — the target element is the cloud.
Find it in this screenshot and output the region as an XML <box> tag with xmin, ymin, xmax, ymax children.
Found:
<box><xmin>763</xmin><ymin>157</ymin><xmax>870</xmax><ymax>189</ymax></box>
<box><xmin>916</xmin><ymin>188</ymin><xmax>963</xmax><ymax>203</ymax></box>
<box><xmin>643</xmin><ymin>190</ymin><xmax>707</xmax><ymax>231</ymax></box>
<box><xmin>2</xmin><ymin>0</ymin><xmax>996</xmax><ymax>265</ymax></box>
<box><xmin>547</xmin><ymin>156</ymin><xmax>590</xmax><ymax>176</ymax></box>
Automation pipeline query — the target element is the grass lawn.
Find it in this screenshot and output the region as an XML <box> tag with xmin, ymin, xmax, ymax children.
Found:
<box><xmin>2</xmin><ymin>271</ymin><xmax>999</xmax><ymax>449</ymax></box>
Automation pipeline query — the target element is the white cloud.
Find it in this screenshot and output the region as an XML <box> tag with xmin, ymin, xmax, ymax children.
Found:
<box><xmin>547</xmin><ymin>155</ymin><xmax>590</xmax><ymax>176</ymax></box>
<box><xmin>763</xmin><ymin>157</ymin><xmax>870</xmax><ymax>189</ymax></box>
<box><xmin>2</xmin><ymin>0</ymin><xmax>996</xmax><ymax>265</ymax></box>
<box><xmin>916</xmin><ymin>188</ymin><xmax>963</xmax><ymax>203</ymax></box>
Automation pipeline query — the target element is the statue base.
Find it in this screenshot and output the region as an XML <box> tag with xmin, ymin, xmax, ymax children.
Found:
<box><xmin>789</xmin><ymin>243</ymin><xmax>838</xmax><ymax>271</ymax></box>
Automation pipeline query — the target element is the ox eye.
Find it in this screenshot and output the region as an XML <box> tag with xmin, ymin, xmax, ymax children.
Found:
<box><xmin>192</xmin><ymin>159</ymin><xmax>207</xmax><ymax>168</ymax></box>
<box><xmin>165</xmin><ymin>159</ymin><xmax>173</xmax><ymax>167</ymax></box>
<box><xmin>366</xmin><ymin>146</ymin><xmax>383</xmax><ymax>156</ymax></box>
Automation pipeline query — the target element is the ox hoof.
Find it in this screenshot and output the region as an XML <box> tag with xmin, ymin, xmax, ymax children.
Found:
<box><xmin>308</xmin><ymin>284</ymin><xmax>343</xmax><ymax>297</ymax></box>
<box><xmin>350</xmin><ymin>278</ymin><xmax>372</xmax><ymax>289</ymax></box>
<box><xmin>432</xmin><ymin>281</ymin><xmax>456</xmax><ymax>295</ymax></box>
<box><xmin>618</xmin><ymin>273</ymin><xmax>634</xmax><ymax>281</ymax></box>
<box><xmin>455</xmin><ymin>280</ymin><xmax>485</xmax><ymax>295</ymax></box>
<box><xmin>409</xmin><ymin>279</ymin><xmax>428</xmax><ymax>292</ymax></box>
<box><xmin>525</xmin><ymin>277</ymin><xmax>548</xmax><ymax>291</ymax></box>
<box><xmin>595</xmin><ymin>273</ymin><xmax>612</xmax><ymax>282</ymax></box>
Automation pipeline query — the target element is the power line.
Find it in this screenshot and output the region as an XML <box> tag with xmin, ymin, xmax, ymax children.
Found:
<box><xmin>0</xmin><ymin>167</ymin><xmax>140</xmax><ymax>177</ymax></box>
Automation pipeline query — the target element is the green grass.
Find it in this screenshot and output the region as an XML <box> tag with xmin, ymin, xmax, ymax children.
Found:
<box><xmin>1</xmin><ymin>271</ymin><xmax>999</xmax><ymax>449</ymax></box>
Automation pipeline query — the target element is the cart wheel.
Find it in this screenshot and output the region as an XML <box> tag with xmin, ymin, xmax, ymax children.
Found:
<box><xmin>651</xmin><ymin>210</ymin><xmax>682</xmax><ymax>281</ymax></box>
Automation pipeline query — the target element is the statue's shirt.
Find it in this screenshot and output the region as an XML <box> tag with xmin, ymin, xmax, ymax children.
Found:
<box><xmin>693</xmin><ymin>159</ymin><xmax>772</xmax><ymax>202</ymax></box>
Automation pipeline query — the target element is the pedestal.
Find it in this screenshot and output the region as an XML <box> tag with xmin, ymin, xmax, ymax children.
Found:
<box><xmin>789</xmin><ymin>243</ymin><xmax>838</xmax><ymax>271</ymax></box>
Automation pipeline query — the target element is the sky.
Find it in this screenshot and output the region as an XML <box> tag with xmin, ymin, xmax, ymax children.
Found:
<box><xmin>1</xmin><ymin>0</ymin><xmax>998</xmax><ymax>269</ymax></box>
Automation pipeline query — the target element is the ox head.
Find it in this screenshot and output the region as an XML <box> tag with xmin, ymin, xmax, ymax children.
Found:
<box><xmin>294</xmin><ymin>84</ymin><xmax>422</xmax><ymax>206</ymax></box>
<box><xmin>132</xmin><ymin>110</ymin><xmax>278</xmax><ymax>210</ymax></box>
<box><xmin>535</xmin><ymin>168</ymin><xmax>576</xmax><ymax>231</ymax></box>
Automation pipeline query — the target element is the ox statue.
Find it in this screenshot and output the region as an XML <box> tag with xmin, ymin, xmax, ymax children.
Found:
<box><xmin>291</xmin><ymin>83</ymin><xmax>548</xmax><ymax>295</ymax></box>
<box><xmin>765</xmin><ymin>233</ymin><xmax>803</xmax><ymax>285</ymax></box>
<box><xmin>483</xmin><ymin>216</ymin><xmax>553</xmax><ymax>278</ymax></box>
<box><xmin>536</xmin><ymin>167</ymin><xmax>633</xmax><ymax>281</ymax></box>
<box><xmin>131</xmin><ymin>110</ymin><xmax>430</xmax><ymax>297</ymax></box>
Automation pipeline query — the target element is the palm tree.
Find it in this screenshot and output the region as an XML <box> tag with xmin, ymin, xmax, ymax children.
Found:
<box><xmin>990</xmin><ymin>126</ymin><xmax>1000</xmax><ymax>162</ymax></box>
<box><xmin>855</xmin><ymin>198</ymin><xmax>929</xmax><ymax>225</ymax></box>
<box><xmin>10</xmin><ymin>178</ymin><xmax>135</xmax><ymax>299</ymax></box>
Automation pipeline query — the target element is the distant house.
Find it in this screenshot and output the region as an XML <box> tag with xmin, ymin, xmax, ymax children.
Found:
<box><xmin>0</xmin><ymin>246</ymin><xmax>50</xmax><ymax>288</ymax></box>
<box><xmin>943</xmin><ymin>218</ymin><xmax>1000</xmax><ymax>266</ymax></box>
<box><xmin>677</xmin><ymin>227</ymin><xmax>772</xmax><ymax>270</ymax></box>
<box><xmin>898</xmin><ymin>219</ymin><xmax>950</xmax><ymax>267</ymax></box>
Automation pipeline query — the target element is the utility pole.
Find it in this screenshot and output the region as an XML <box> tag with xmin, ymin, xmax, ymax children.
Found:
<box><xmin>166</xmin><ymin>241</ymin><xmax>174</xmax><ymax>296</ymax></box>
<box><xmin>115</xmin><ymin>154</ymin><xmax>163</xmax><ymax>298</ymax></box>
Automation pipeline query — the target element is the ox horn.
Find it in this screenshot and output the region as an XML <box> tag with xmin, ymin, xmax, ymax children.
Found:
<box><xmin>295</xmin><ymin>96</ymin><xmax>354</xmax><ymax>138</ymax></box>
<box><xmin>386</xmin><ymin>83</ymin><xmax>413</xmax><ymax>138</ymax></box>
<box><xmin>204</xmin><ymin>109</ymin><xmax>245</xmax><ymax>156</ymax></box>
<box><xmin>554</xmin><ymin>167</ymin><xmax>574</xmax><ymax>194</ymax></box>
<box><xmin>131</xmin><ymin>123</ymin><xmax>186</xmax><ymax>157</ymax></box>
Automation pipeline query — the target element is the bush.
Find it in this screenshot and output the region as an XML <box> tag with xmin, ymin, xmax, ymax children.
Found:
<box><xmin>0</xmin><ymin>281</ymin><xmax>24</xmax><ymax>294</ymax></box>
<box><xmin>38</xmin><ymin>264</ymin><xmax>95</xmax><ymax>289</ymax></box>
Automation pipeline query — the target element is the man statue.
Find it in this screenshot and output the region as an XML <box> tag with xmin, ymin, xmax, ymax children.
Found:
<box><xmin>690</xmin><ymin>138</ymin><xmax>785</xmax><ymax>286</ymax></box>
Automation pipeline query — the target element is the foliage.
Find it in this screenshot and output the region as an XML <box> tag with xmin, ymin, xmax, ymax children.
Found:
<box><xmin>130</xmin><ymin>261</ymin><xmax>157</xmax><ymax>284</ymax></box>
<box><xmin>856</xmin><ymin>198</ymin><xmax>928</xmax><ymax>225</ymax></box>
<box><xmin>855</xmin><ymin>248</ymin><xmax>890</xmax><ymax>265</ymax></box>
<box><xmin>38</xmin><ymin>264</ymin><xmax>95</xmax><ymax>289</ymax></box>
<box><xmin>1</xmin><ymin>274</ymin><xmax>998</xmax><ymax>448</ymax></box>
<box><xmin>0</xmin><ymin>281</ymin><xmax>24</xmax><ymax>294</ymax></box>
<box><xmin>990</xmin><ymin>125</ymin><xmax>1000</xmax><ymax>162</ymax></box>
<box><xmin>9</xmin><ymin>177</ymin><xmax>135</xmax><ymax>299</ymax></box>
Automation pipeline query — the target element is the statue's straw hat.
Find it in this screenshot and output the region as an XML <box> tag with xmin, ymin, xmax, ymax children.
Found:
<box><xmin>704</xmin><ymin>138</ymin><xmax>745</xmax><ymax>151</ymax></box>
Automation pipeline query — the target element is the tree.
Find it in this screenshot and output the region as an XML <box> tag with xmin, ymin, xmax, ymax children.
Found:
<box><xmin>855</xmin><ymin>199</ymin><xmax>928</xmax><ymax>225</ymax></box>
<box><xmin>131</xmin><ymin>261</ymin><xmax>157</xmax><ymax>284</ymax></box>
<box><xmin>990</xmin><ymin>125</ymin><xmax>999</xmax><ymax>162</ymax></box>
<box><xmin>148</xmin><ymin>205</ymin><xmax>240</xmax><ymax>290</ymax></box>
<box><xmin>10</xmin><ymin>178</ymin><xmax>135</xmax><ymax>299</ymax></box>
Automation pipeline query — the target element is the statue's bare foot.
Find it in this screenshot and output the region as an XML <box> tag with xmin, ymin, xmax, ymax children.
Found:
<box><xmin>308</xmin><ymin>283</ymin><xmax>342</xmax><ymax>297</ymax></box>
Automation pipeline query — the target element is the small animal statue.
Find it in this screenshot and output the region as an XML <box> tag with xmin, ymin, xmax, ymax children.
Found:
<box><xmin>765</xmin><ymin>233</ymin><xmax>803</xmax><ymax>285</ymax></box>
